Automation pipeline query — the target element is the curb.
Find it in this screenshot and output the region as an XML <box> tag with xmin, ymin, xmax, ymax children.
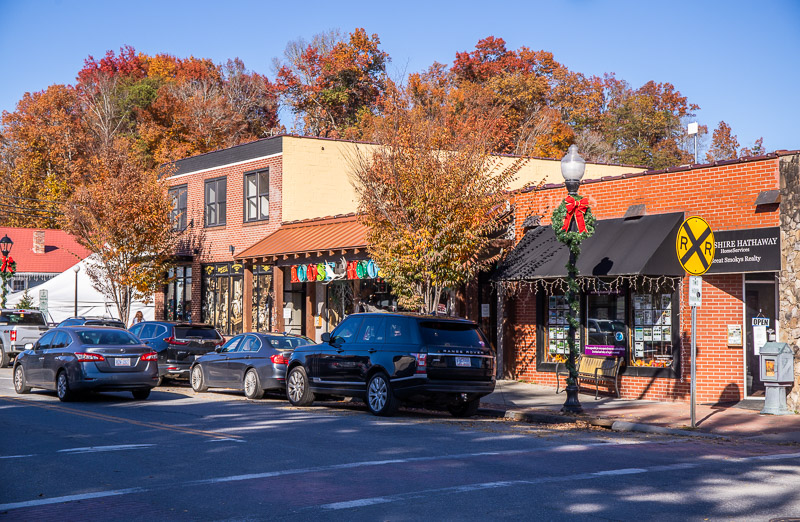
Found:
<box><xmin>479</xmin><ymin>407</ymin><xmax>728</xmax><ymax>439</ymax></box>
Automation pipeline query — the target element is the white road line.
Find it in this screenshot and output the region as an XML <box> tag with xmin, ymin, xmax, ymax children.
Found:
<box><xmin>57</xmin><ymin>444</ymin><xmax>154</xmax><ymax>454</ymax></box>
<box><xmin>4</xmin><ymin>443</ymin><xmax>799</xmax><ymax>513</ymax></box>
<box><xmin>0</xmin><ymin>454</ymin><xmax>35</xmax><ymax>459</ymax></box>
<box><xmin>319</xmin><ymin>452</ymin><xmax>800</xmax><ymax>511</ymax></box>
<box><xmin>0</xmin><ymin>488</ymin><xmax>147</xmax><ymax>512</ymax></box>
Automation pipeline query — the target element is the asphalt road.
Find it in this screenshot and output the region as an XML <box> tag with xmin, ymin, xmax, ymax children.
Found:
<box><xmin>1</xmin><ymin>368</ymin><xmax>799</xmax><ymax>521</ymax></box>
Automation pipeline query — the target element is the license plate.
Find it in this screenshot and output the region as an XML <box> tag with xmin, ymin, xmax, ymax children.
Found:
<box><xmin>114</xmin><ymin>358</ymin><xmax>131</xmax><ymax>367</ymax></box>
<box><xmin>455</xmin><ymin>357</ymin><xmax>471</xmax><ymax>368</ymax></box>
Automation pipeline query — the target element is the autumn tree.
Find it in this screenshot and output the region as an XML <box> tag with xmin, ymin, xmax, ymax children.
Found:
<box><xmin>0</xmin><ymin>85</ymin><xmax>88</xmax><ymax>226</ymax></box>
<box><xmin>61</xmin><ymin>138</ymin><xmax>176</xmax><ymax>323</ymax></box>
<box><xmin>349</xmin><ymin>85</ymin><xmax>524</xmax><ymax>313</ymax></box>
<box><xmin>706</xmin><ymin>121</ymin><xmax>765</xmax><ymax>162</ymax></box>
<box><xmin>276</xmin><ymin>28</ymin><xmax>391</xmax><ymax>138</ymax></box>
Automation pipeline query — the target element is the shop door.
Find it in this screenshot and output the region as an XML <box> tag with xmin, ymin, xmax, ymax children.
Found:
<box><xmin>744</xmin><ymin>275</ymin><xmax>778</xmax><ymax>398</ymax></box>
<box><xmin>283</xmin><ymin>285</ymin><xmax>305</xmax><ymax>336</ymax></box>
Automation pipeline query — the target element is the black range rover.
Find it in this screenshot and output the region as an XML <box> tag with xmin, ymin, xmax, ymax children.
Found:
<box><xmin>285</xmin><ymin>313</ymin><xmax>495</xmax><ymax>417</ymax></box>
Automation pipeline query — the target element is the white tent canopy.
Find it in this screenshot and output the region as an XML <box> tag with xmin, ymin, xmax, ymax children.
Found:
<box><xmin>5</xmin><ymin>256</ymin><xmax>155</xmax><ymax>325</ymax></box>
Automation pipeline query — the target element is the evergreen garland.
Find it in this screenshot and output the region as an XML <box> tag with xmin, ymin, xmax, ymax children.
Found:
<box><xmin>550</xmin><ymin>196</ymin><xmax>597</xmax><ymax>247</ymax></box>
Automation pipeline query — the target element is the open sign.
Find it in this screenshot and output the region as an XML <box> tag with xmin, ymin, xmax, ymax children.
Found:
<box><xmin>752</xmin><ymin>317</ymin><xmax>770</xmax><ymax>327</ymax></box>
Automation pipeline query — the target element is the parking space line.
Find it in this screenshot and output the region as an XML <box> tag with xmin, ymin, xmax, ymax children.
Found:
<box><xmin>0</xmin><ymin>397</ymin><xmax>242</xmax><ymax>440</ymax></box>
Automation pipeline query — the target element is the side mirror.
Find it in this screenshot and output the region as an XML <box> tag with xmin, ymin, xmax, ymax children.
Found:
<box><xmin>24</xmin><ymin>343</ymin><xmax>34</xmax><ymax>350</ymax></box>
<box><xmin>321</xmin><ymin>332</ymin><xmax>331</xmax><ymax>343</ymax></box>
<box><xmin>214</xmin><ymin>346</ymin><xmax>223</xmax><ymax>353</ymax></box>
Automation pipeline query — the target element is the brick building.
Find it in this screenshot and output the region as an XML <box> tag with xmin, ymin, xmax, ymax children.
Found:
<box><xmin>159</xmin><ymin>134</ymin><xmax>637</xmax><ymax>342</ymax></box>
<box><xmin>495</xmin><ymin>151</ymin><xmax>800</xmax><ymax>406</ymax></box>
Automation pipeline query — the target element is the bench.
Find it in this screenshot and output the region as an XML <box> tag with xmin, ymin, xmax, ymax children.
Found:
<box><xmin>556</xmin><ymin>355</ymin><xmax>624</xmax><ymax>399</ymax></box>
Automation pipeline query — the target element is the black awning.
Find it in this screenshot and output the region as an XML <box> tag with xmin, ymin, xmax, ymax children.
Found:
<box><xmin>494</xmin><ymin>212</ymin><xmax>685</xmax><ymax>281</ymax></box>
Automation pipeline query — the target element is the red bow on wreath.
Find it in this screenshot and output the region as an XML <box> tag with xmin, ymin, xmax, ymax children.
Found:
<box><xmin>562</xmin><ymin>195</ymin><xmax>589</xmax><ymax>233</ymax></box>
<box><xmin>0</xmin><ymin>255</ymin><xmax>14</xmax><ymax>273</ymax></box>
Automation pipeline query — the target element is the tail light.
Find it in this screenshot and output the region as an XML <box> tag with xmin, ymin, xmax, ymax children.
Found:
<box><xmin>140</xmin><ymin>352</ymin><xmax>158</xmax><ymax>361</ymax></box>
<box><xmin>411</xmin><ymin>353</ymin><xmax>427</xmax><ymax>374</ymax></box>
<box><xmin>10</xmin><ymin>331</ymin><xmax>16</xmax><ymax>342</ymax></box>
<box><xmin>270</xmin><ymin>353</ymin><xmax>289</xmax><ymax>365</ymax></box>
<box><xmin>163</xmin><ymin>336</ymin><xmax>189</xmax><ymax>346</ymax></box>
<box><xmin>75</xmin><ymin>352</ymin><xmax>105</xmax><ymax>362</ymax></box>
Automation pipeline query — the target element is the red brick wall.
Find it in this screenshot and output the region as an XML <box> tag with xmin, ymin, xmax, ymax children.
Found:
<box><xmin>507</xmin><ymin>158</ymin><xmax>780</xmax><ymax>402</ymax></box>
<box><xmin>165</xmin><ymin>155</ymin><xmax>283</xmax><ymax>322</ymax></box>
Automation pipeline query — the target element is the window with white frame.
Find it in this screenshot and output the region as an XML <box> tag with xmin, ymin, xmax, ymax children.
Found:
<box><xmin>244</xmin><ymin>169</ymin><xmax>269</xmax><ymax>222</ymax></box>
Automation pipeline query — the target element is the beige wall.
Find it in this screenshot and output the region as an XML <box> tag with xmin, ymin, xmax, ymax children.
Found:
<box><xmin>281</xmin><ymin>136</ymin><xmax>643</xmax><ymax>222</ymax></box>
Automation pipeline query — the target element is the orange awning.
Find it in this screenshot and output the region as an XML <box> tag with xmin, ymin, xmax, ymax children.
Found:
<box><xmin>236</xmin><ymin>214</ymin><xmax>367</xmax><ymax>261</ymax></box>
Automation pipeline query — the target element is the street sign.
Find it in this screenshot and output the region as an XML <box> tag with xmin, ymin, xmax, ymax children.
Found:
<box><xmin>676</xmin><ymin>216</ymin><xmax>715</xmax><ymax>276</ymax></box>
<box><xmin>688</xmin><ymin>276</ymin><xmax>702</xmax><ymax>307</ymax></box>
<box><xmin>39</xmin><ymin>289</ymin><xmax>48</xmax><ymax>313</ymax></box>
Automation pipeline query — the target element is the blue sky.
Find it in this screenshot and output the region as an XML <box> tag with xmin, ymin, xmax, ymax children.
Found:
<box><xmin>1</xmin><ymin>0</ymin><xmax>798</xmax><ymax>153</ymax></box>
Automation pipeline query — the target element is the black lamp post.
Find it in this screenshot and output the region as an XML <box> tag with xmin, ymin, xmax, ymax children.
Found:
<box><xmin>0</xmin><ymin>234</ymin><xmax>14</xmax><ymax>308</ymax></box>
<box><xmin>560</xmin><ymin>145</ymin><xmax>586</xmax><ymax>414</ymax></box>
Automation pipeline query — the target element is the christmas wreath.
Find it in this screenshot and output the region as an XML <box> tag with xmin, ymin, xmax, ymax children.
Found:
<box><xmin>551</xmin><ymin>195</ymin><xmax>596</xmax><ymax>244</ymax></box>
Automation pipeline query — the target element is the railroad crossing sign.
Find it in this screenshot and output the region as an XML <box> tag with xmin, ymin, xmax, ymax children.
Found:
<box><xmin>676</xmin><ymin>216</ymin><xmax>715</xmax><ymax>276</ymax></box>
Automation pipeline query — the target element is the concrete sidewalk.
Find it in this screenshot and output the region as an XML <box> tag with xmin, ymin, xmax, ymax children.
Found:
<box><xmin>480</xmin><ymin>380</ymin><xmax>800</xmax><ymax>443</ymax></box>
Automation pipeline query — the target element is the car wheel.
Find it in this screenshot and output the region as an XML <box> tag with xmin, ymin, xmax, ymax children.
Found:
<box><xmin>244</xmin><ymin>369</ymin><xmax>265</xmax><ymax>400</ymax></box>
<box><xmin>0</xmin><ymin>351</ymin><xmax>9</xmax><ymax>368</ymax></box>
<box><xmin>448</xmin><ymin>398</ymin><xmax>480</xmax><ymax>418</ymax></box>
<box><xmin>56</xmin><ymin>371</ymin><xmax>75</xmax><ymax>402</ymax></box>
<box><xmin>286</xmin><ymin>366</ymin><xmax>314</xmax><ymax>407</ymax></box>
<box><xmin>132</xmin><ymin>389</ymin><xmax>151</xmax><ymax>400</ymax></box>
<box><xmin>366</xmin><ymin>372</ymin><xmax>399</xmax><ymax>417</ymax></box>
<box><xmin>13</xmin><ymin>365</ymin><xmax>31</xmax><ymax>394</ymax></box>
<box><xmin>190</xmin><ymin>365</ymin><xmax>208</xmax><ymax>392</ymax></box>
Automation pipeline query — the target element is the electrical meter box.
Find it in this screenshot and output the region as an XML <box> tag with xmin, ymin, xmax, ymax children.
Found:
<box><xmin>759</xmin><ymin>342</ymin><xmax>794</xmax><ymax>383</ymax></box>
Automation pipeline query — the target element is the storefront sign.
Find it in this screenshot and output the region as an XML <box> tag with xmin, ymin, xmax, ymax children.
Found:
<box><xmin>585</xmin><ymin>345</ymin><xmax>626</xmax><ymax>357</ymax></box>
<box><xmin>291</xmin><ymin>259</ymin><xmax>380</xmax><ymax>283</ymax></box>
<box><xmin>709</xmin><ymin>227</ymin><xmax>780</xmax><ymax>274</ymax></box>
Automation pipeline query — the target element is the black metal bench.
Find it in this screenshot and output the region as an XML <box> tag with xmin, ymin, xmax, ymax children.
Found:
<box><xmin>556</xmin><ymin>355</ymin><xmax>624</xmax><ymax>399</ymax></box>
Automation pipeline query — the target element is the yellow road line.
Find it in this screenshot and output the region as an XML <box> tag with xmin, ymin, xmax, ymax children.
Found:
<box><xmin>0</xmin><ymin>396</ymin><xmax>242</xmax><ymax>440</ymax></box>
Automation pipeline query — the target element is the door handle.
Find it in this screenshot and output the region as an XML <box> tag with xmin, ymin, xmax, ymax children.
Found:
<box><xmin>368</xmin><ymin>349</ymin><xmax>377</xmax><ymax>353</ymax></box>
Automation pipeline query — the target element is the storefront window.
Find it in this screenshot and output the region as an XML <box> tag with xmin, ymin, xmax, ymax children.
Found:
<box><xmin>585</xmin><ymin>290</ymin><xmax>627</xmax><ymax>358</ymax></box>
<box><xmin>252</xmin><ymin>264</ymin><xmax>272</xmax><ymax>332</ymax></box>
<box><xmin>201</xmin><ymin>263</ymin><xmax>243</xmax><ymax>335</ymax></box>
<box><xmin>165</xmin><ymin>266</ymin><xmax>192</xmax><ymax>322</ymax></box>
<box><xmin>544</xmin><ymin>294</ymin><xmax>573</xmax><ymax>363</ymax></box>
<box><xmin>631</xmin><ymin>290</ymin><xmax>676</xmax><ymax>368</ymax></box>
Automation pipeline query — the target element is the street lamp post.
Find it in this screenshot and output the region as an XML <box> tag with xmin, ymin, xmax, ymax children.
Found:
<box><xmin>73</xmin><ymin>264</ymin><xmax>81</xmax><ymax>317</ymax></box>
<box><xmin>0</xmin><ymin>235</ymin><xmax>15</xmax><ymax>309</ymax></box>
<box><xmin>554</xmin><ymin>145</ymin><xmax>595</xmax><ymax>414</ymax></box>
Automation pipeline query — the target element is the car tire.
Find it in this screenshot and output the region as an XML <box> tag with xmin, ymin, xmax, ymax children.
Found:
<box><xmin>132</xmin><ymin>389</ymin><xmax>151</xmax><ymax>400</ymax></box>
<box><xmin>243</xmin><ymin>369</ymin><xmax>264</xmax><ymax>400</ymax></box>
<box><xmin>286</xmin><ymin>366</ymin><xmax>314</xmax><ymax>407</ymax></box>
<box><xmin>0</xmin><ymin>350</ymin><xmax>9</xmax><ymax>368</ymax></box>
<box><xmin>56</xmin><ymin>370</ymin><xmax>75</xmax><ymax>402</ymax></box>
<box><xmin>448</xmin><ymin>398</ymin><xmax>480</xmax><ymax>418</ymax></box>
<box><xmin>366</xmin><ymin>372</ymin><xmax>399</xmax><ymax>417</ymax></box>
<box><xmin>13</xmin><ymin>365</ymin><xmax>31</xmax><ymax>394</ymax></box>
<box><xmin>190</xmin><ymin>365</ymin><xmax>208</xmax><ymax>393</ymax></box>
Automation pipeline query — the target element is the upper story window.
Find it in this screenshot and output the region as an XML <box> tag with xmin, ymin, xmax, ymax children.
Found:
<box><xmin>204</xmin><ymin>177</ymin><xmax>227</xmax><ymax>227</ymax></box>
<box><xmin>169</xmin><ymin>185</ymin><xmax>187</xmax><ymax>231</ymax></box>
<box><xmin>244</xmin><ymin>169</ymin><xmax>269</xmax><ymax>222</ymax></box>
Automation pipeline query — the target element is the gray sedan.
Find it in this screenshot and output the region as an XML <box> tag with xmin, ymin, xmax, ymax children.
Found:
<box><xmin>190</xmin><ymin>332</ymin><xmax>313</xmax><ymax>399</ymax></box>
<box><xmin>13</xmin><ymin>326</ymin><xmax>158</xmax><ymax>401</ymax></box>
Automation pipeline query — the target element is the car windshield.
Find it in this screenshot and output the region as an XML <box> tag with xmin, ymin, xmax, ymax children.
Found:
<box><xmin>174</xmin><ymin>326</ymin><xmax>221</xmax><ymax>340</ymax></box>
<box><xmin>419</xmin><ymin>321</ymin><xmax>487</xmax><ymax>348</ymax></box>
<box><xmin>77</xmin><ymin>330</ymin><xmax>140</xmax><ymax>346</ymax></box>
<box><xmin>265</xmin><ymin>336</ymin><xmax>312</xmax><ymax>350</ymax></box>
<box><xmin>0</xmin><ymin>311</ymin><xmax>46</xmax><ymax>326</ymax></box>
